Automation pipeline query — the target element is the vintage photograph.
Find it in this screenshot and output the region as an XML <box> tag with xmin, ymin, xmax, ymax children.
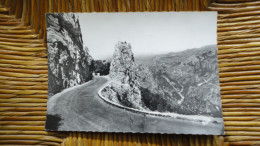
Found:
<box><xmin>45</xmin><ymin>12</ymin><xmax>224</xmax><ymax>135</ymax></box>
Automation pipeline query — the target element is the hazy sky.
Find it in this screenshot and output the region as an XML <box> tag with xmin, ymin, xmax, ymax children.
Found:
<box><xmin>78</xmin><ymin>12</ymin><xmax>217</xmax><ymax>60</ymax></box>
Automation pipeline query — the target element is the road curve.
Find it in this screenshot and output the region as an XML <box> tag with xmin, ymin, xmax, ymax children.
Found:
<box><xmin>46</xmin><ymin>77</ymin><xmax>224</xmax><ymax>134</ymax></box>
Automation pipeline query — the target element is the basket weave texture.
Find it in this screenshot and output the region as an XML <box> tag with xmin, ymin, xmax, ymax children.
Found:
<box><xmin>0</xmin><ymin>0</ymin><xmax>260</xmax><ymax>145</ymax></box>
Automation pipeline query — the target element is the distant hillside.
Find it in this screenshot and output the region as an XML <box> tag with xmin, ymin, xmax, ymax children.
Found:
<box><xmin>135</xmin><ymin>45</ymin><xmax>222</xmax><ymax>118</ymax></box>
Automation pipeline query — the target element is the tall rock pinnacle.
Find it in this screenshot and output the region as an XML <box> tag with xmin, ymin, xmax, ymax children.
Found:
<box><xmin>109</xmin><ymin>41</ymin><xmax>138</xmax><ymax>86</ymax></box>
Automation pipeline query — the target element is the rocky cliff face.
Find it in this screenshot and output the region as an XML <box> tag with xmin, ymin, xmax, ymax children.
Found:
<box><xmin>101</xmin><ymin>42</ymin><xmax>143</xmax><ymax>109</ymax></box>
<box><xmin>47</xmin><ymin>13</ymin><xmax>93</xmax><ymax>97</ymax></box>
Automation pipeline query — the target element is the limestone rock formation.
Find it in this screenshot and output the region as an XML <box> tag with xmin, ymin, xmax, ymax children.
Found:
<box><xmin>109</xmin><ymin>42</ymin><xmax>138</xmax><ymax>85</ymax></box>
<box><xmin>102</xmin><ymin>41</ymin><xmax>143</xmax><ymax>109</ymax></box>
<box><xmin>47</xmin><ymin>13</ymin><xmax>93</xmax><ymax>97</ymax></box>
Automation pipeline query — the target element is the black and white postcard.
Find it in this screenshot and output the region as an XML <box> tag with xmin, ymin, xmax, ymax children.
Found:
<box><xmin>45</xmin><ymin>12</ymin><xmax>224</xmax><ymax>135</ymax></box>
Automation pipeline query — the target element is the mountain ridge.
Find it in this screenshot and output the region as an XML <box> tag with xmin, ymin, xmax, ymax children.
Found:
<box><xmin>135</xmin><ymin>44</ymin><xmax>222</xmax><ymax>117</ymax></box>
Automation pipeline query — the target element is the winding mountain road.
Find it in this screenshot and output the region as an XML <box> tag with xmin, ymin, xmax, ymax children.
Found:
<box><xmin>46</xmin><ymin>76</ymin><xmax>224</xmax><ymax>134</ymax></box>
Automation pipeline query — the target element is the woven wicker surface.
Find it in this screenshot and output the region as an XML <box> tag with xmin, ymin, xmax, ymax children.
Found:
<box><xmin>0</xmin><ymin>0</ymin><xmax>259</xmax><ymax>145</ymax></box>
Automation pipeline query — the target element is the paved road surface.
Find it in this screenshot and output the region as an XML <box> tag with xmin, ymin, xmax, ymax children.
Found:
<box><xmin>46</xmin><ymin>77</ymin><xmax>224</xmax><ymax>134</ymax></box>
